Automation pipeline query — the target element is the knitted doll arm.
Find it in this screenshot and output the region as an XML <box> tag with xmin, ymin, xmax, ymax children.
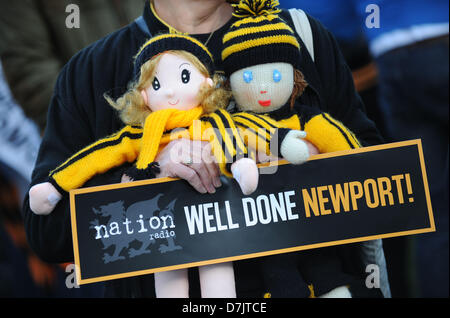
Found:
<box><xmin>197</xmin><ymin>108</ymin><xmax>250</xmax><ymax>178</ymax></box>
<box><xmin>48</xmin><ymin>125</ymin><xmax>143</xmax><ymax>193</ymax></box>
<box><xmin>233</xmin><ymin>107</ymin><xmax>362</xmax><ymax>157</ymax></box>
<box><xmin>295</xmin><ymin>104</ymin><xmax>362</xmax><ymax>153</ymax></box>
<box><xmin>232</xmin><ymin>112</ymin><xmax>279</xmax><ymax>155</ymax></box>
<box><xmin>232</xmin><ymin>112</ymin><xmax>304</xmax><ymax>158</ymax></box>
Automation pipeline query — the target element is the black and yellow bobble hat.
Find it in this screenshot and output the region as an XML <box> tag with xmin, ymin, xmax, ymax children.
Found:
<box><xmin>222</xmin><ymin>0</ymin><xmax>301</xmax><ymax>76</ymax></box>
<box><xmin>133</xmin><ymin>33</ymin><xmax>215</xmax><ymax>78</ymax></box>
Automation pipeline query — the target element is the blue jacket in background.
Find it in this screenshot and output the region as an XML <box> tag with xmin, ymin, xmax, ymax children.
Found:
<box><xmin>280</xmin><ymin>0</ymin><xmax>449</xmax><ymax>41</ymax></box>
<box><xmin>279</xmin><ymin>0</ymin><xmax>449</xmax><ymax>57</ymax></box>
<box><xmin>354</xmin><ymin>0</ymin><xmax>449</xmax><ymax>42</ymax></box>
<box><xmin>279</xmin><ymin>0</ymin><xmax>363</xmax><ymax>41</ymax></box>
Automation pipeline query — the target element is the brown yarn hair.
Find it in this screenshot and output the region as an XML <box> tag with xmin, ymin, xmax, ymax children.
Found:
<box><xmin>289</xmin><ymin>69</ymin><xmax>308</xmax><ymax>109</ymax></box>
<box><xmin>105</xmin><ymin>50</ymin><xmax>231</xmax><ymax>127</ymax></box>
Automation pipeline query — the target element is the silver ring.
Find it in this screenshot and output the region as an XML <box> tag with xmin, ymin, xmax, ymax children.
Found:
<box><xmin>183</xmin><ymin>157</ymin><xmax>193</xmax><ymax>166</ymax></box>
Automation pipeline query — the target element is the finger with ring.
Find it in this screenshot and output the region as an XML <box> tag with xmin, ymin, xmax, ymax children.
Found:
<box><xmin>183</xmin><ymin>157</ymin><xmax>193</xmax><ymax>166</ymax></box>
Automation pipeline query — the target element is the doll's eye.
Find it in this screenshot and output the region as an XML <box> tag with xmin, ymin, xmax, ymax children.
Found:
<box><xmin>273</xmin><ymin>69</ymin><xmax>282</xmax><ymax>83</ymax></box>
<box><xmin>152</xmin><ymin>77</ymin><xmax>161</xmax><ymax>90</ymax></box>
<box><xmin>181</xmin><ymin>69</ymin><xmax>191</xmax><ymax>84</ymax></box>
<box><xmin>243</xmin><ymin>70</ymin><xmax>253</xmax><ymax>83</ymax></box>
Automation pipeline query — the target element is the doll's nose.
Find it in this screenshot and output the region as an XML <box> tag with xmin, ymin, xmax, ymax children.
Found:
<box><xmin>259</xmin><ymin>84</ymin><xmax>268</xmax><ymax>94</ymax></box>
<box><xmin>165</xmin><ymin>89</ymin><xmax>175</xmax><ymax>97</ymax></box>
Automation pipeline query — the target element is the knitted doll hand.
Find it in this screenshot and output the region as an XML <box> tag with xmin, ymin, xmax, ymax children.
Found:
<box><xmin>29</xmin><ymin>182</ymin><xmax>62</xmax><ymax>215</ymax></box>
<box><xmin>280</xmin><ymin>130</ymin><xmax>310</xmax><ymax>165</ymax></box>
<box><xmin>231</xmin><ymin>158</ymin><xmax>259</xmax><ymax>195</ymax></box>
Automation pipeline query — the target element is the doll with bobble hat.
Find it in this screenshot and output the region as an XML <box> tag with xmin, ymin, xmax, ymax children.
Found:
<box><xmin>220</xmin><ymin>0</ymin><xmax>378</xmax><ymax>298</ymax></box>
<box><xmin>223</xmin><ymin>0</ymin><xmax>362</xmax><ymax>164</ymax></box>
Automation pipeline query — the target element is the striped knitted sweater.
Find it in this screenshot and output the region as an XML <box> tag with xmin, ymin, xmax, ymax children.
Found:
<box><xmin>232</xmin><ymin>101</ymin><xmax>361</xmax><ymax>157</ymax></box>
<box><xmin>48</xmin><ymin>108</ymin><xmax>248</xmax><ymax>194</ymax></box>
<box><xmin>48</xmin><ymin>102</ymin><xmax>360</xmax><ymax>194</ymax></box>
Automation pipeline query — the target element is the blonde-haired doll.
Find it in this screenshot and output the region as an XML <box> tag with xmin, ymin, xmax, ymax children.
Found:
<box><xmin>29</xmin><ymin>34</ymin><xmax>259</xmax><ymax>215</ymax></box>
<box><xmin>29</xmin><ymin>33</ymin><xmax>262</xmax><ymax>298</ymax></box>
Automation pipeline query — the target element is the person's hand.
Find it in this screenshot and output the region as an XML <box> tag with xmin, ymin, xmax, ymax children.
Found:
<box><xmin>121</xmin><ymin>174</ymin><xmax>133</xmax><ymax>183</ymax></box>
<box><xmin>154</xmin><ymin>138</ymin><xmax>222</xmax><ymax>194</ymax></box>
<box><xmin>304</xmin><ymin>139</ymin><xmax>320</xmax><ymax>156</ymax></box>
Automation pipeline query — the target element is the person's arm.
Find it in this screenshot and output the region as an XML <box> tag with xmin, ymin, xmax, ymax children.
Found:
<box><xmin>21</xmin><ymin>61</ymin><xmax>126</xmax><ymax>263</ymax></box>
<box><xmin>0</xmin><ymin>0</ymin><xmax>63</xmax><ymax>130</ymax></box>
<box><xmin>22</xmin><ymin>96</ymin><xmax>93</xmax><ymax>262</ymax></box>
<box><xmin>307</xmin><ymin>14</ymin><xmax>383</xmax><ymax>147</ymax></box>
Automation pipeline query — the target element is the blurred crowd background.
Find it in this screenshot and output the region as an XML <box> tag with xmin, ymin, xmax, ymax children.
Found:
<box><xmin>0</xmin><ymin>0</ymin><xmax>448</xmax><ymax>298</ymax></box>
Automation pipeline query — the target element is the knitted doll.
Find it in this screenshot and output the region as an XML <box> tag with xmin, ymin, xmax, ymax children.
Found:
<box><xmin>219</xmin><ymin>0</ymin><xmax>364</xmax><ymax>298</ymax></box>
<box><xmin>223</xmin><ymin>0</ymin><xmax>361</xmax><ymax>164</ymax></box>
<box><xmin>28</xmin><ymin>33</ymin><xmax>263</xmax><ymax>298</ymax></box>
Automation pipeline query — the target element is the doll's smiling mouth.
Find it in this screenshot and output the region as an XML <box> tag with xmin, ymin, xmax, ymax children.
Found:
<box><xmin>168</xmin><ymin>100</ymin><xmax>179</xmax><ymax>106</ymax></box>
<box><xmin>258</xmin><ymin>100</ymin><xmax>271</xmax><ymax>107</ymax></box>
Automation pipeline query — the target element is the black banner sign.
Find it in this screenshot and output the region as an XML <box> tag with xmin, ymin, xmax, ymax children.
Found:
<box><xmin>70</xmin><ymin>140</ymin><xmax>435</xmax><ymax>285</ymax></box>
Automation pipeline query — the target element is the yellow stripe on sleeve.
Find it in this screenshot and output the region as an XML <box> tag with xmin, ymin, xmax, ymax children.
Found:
<box><xmin>51</xmin><ymin>127</ymin><xmax>142</xmax><ymax>192</ymax></box>
<box><xmin>322</xmin><ymin>113</ymin><xmax>362</xmax><ymax>148</ymax></box>
<box><xmin>49</xmin><ymin>126</ymin><xmax>142</xmax><ymax>176</ymax></box>
<box><xmin>209</xmin><ymin>112</ymin><xmax>239</xmax><ymax>161</ymax></box>
<box><xmin>216</xmin><ymin>109</ymin><xmax>248</xmax><ymax>155</ymax></box>
<box><xmin>303</xmin><ymin>114</ymin><xmax>361</xmax><ymax>153</ymax></box>
<box><xmin>277</xmin><ymin>115</ymin><xmax>301</xmax><ymax>130</ymax></box>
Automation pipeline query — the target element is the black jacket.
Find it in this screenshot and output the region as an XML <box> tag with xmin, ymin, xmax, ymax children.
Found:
<box><xmin>23</xmin><ymin>2</ymin><xmax>383</xmax><ymax>297</ymax></box>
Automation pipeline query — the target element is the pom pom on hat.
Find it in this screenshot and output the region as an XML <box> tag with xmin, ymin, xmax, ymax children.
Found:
<box><xmin>232</xmin><ymin>0</ymin><xmax>281</xmax><ymax>18</ymax></box>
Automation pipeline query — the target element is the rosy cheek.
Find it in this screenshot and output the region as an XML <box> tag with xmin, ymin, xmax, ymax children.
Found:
<box><xmin>178</xmin><ymin>87</ymin><xmax>191</xmax><ymax>100</ymax></box>
<box><xmin>176</xmin><ymin>88</ymin><xmax>199</xmax><ymax>108</ymax></box>
<box><xmin>147</xmin><ymin>93</ymin><xmax>164</xmax><ymax>110</ymax></box>
<box><xmin>182</xmin><ymin>96</ymin><xmax>195</xmax><ymax>106</ymax></box>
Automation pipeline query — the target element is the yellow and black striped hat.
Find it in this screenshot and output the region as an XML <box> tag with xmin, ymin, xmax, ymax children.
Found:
<box><xmin>134</xmin><ymin>33</ymin><xmax>215</xmax><ymax>77</ymax></box>
<box><xmin>222</xmin><ymin>0</ymin><xmax>301</xmax><ymax>76</ymax></box>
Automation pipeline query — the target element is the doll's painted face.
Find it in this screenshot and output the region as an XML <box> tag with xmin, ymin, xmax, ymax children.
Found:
<box><xmin>141</xmin><ymin>53</ymin><xmax>213</xmax><ymax>112</ymax></box>
<box><xmin>230</xmin><ymin>62</ymin><xmax>294</xmax><ymax>113</ymax></box>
